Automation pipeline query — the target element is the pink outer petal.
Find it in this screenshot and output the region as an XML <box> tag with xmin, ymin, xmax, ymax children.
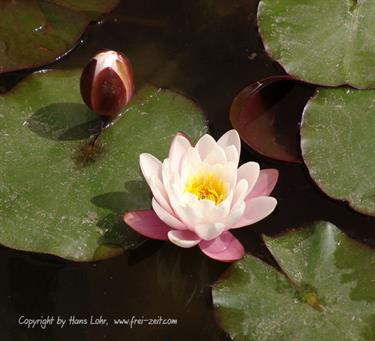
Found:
<box><xmin>124</xmin><ymin>210</ymin><xmax>171</xmax><ymax>240</ymax></box>
<box><xmin>199</xmin><ymin>231</ymin><xmax>245</xmax><ymax>262</ymax></box>
<box><xmin>246</xmin><ymin>169</ymin><xmax>279</xmax><ymax>200</ymax></box>
<box><xmin>168</xmin><ymin>230</ymin><xmax>201</xmax><ymax>248</ymax></box>
<box><xmin>232</xmin><ymin>196</ymin><xmax>277</xmax><ymax>229</ymax></box>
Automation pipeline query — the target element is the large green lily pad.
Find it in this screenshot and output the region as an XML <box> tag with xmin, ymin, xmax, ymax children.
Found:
<box><xmin>258</xmin><ymin>0</ymin><xmax>375</xmax><ymax>88</ymax></box>
<box><xmin>0</xmin><ymin>69</ymin><xmax>207</xmax><ymax>261</ymax></box>
<box><xmin>301</xmin><ymin>87</ymin><xmax>375</xmax><ymax>216</ymax></box>
<box><xmin>0</xmin><ymin>0</ymin><xmax>119</xmax><ymax>73</ymax></box>
<box><xmin>213</xmin><ymin>221</ymin><xmax>375</xmax><ymax>341</ymax></box>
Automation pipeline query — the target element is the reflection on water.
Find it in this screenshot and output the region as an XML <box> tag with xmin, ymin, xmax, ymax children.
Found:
<box><xmin>0</xmin><ymin>0</ymin><xmax>374</xmax><ymax>340</ymax></box>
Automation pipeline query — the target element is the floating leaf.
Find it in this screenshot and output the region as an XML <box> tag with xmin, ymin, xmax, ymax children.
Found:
<box><xmin>0</xmin><ymin>69</ymin><xmax>207</xmax><ymax>261</ymax></box>
<box><xmin>213</xmin><ymin>221</ymin><xmax>375</xmax><ymax>341</ymax></box>
<box><xmin>301</xmin><ymin>87</ymin><xmax>375</xmax><ymax>216</ymax></box>
<box><xmin>258</xmin><ymin>0</ymin><xmax>375</xmax><ymax>88</ymax></box>
<box><xmin>230</xmin><ymin>76</ymin><xmax>314</xmax><ymax>163</ymax></box>
<box><xmin>47</xmin><ymin>0</ymin><xmax>119</xmax><ymax>18</ymax></box>
<box><xmin>0</xmin><ymin>0</ymin><xmax>119</xmax><ymax>73</ymax></box>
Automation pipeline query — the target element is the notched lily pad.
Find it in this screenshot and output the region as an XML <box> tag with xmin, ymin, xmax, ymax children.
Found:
<box><xmin>258</xmin><ymin>0</ymin><xmax>375</xmax><ymax>88</ymax></box>
<box><xmin>301</xmin><ymin>87</ymin><xmax>375</xmax><ymax>216</ymax></box>
<box><xmin>0</xmin><ymin>0</ymin><xmax>119</xmax><ymax>73</ymax></box>
<box><xmin>0</xmin><ymin>69</ymin><xmax>207</xmax><ymax>261</ymax></box>
<box><xmin>213</xmin><ymin>221</ymin><xmax>375</xmax><ymax>341</ymax></box>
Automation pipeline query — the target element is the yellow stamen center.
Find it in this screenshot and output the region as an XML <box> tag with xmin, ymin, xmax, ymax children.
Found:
<box><xmin>185</xmin><ymin>171</ymin><xmax>227</xmax><ymax>205</ymax></box>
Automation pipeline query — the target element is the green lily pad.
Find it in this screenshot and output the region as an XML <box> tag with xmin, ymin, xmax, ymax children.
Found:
<box><xmin>213</xmin><ymin>221</ymin><xmax>375</xmax><ymax>341</ymax></box>
<box><xmin>0</xmin><ymin>69</ymin><xmax>207</xmax><ymax>261</ymax></box>
<box><xmin>300</xmin><ymin>87</ymin><xmax>375</xmax><ymax>216</ymax></box>
<box><xmin>258</xmin><ymin>0</ymin><xmax>375</xmax><ymax>88</ymax></box>
<box><xmin>0</xmin><ymin>0</ymin><xmax>119</xmax><ymax>73</ymax></box>
<box><xmin>47</xmin><ymin>0</ymin><xmax>119</xmax><ymax>18</ymax></box>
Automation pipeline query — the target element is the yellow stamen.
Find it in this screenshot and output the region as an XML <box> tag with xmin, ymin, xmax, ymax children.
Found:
<box><xmin>185</xmin><ymin>171</ymin><xmax>227</xmax><ymax>205</ymax></box>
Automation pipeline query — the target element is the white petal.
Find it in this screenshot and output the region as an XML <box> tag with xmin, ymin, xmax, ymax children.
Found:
<box><xmin>237</xmin><ymin>162</ymin><xmax>260</xmax><ymax>195</ymax></box>
<box><xmin>182</xmin><ymin>191</ymin><xmax>200</xmax><ymax>206</ymax></box>
<box><xmin>139</xmin><ymin>153</ymin><xmax>162</xmax><ymax>182</ymax></box>
<box><xmin>168</xmin><ymin>230</ymin><xmax>201</xmax><ymax>248</ymax></box>
<box><xmin>160</xmin><ymin>159</ymin><xmax>201</xmax><ymax>230</ymax></box>
<box><xmin>224</xmin><ymin>201</ymin><xmax>246</xmax><ymax>229</ymax></box>
<box><xmin>184</xmin><ymin>146</ymin><xmax>202</xmax><ymax>167</ymax></box>
<box><xmin>152</xmin><ymin>198</ymin><xmax>186</xmax><ymax>230</ymax></box>
<box><xmin>231</xmin><ymin>179</ymin><xmax>249</xmax><ymax>210</ymax></box>
<box><xmin>217</xmin><ymin>130</ymin><xmax>241</xmax><ymax>155</ymax></box>
<box><xmin>194</xmin><ymin>222</ymin><xmax>226</xmax><ymax>240</ymax></box>
<box><xmin>149</xmin><ymin>176</ymin><xmax>173</xmax><ymax>215</ymax></box>
<box><xmin>168</xmin><ymin>184</ymin><xmax>202</xmax><ymax>229</ymax></box>
<box><xmin>175</xmin><ymin>205</ymin><xmax>202</xmax><ymax>230</ymax></box>
<box><xmin>180</xmin><ymin>190</ymin><xmax>234</xmax><ymax>225</ymax></box>
<box><xmin>162</xmin><ymin>158</ymin><xmax>171</xmax><ymax>184</ymax></box>
<box><xmin>168</xmin><ymin>133</ymin><xmax>191</xmax><ymax>173</ymax></box>
<box><xmin>162</xmin><ymin>159</ymin><xmax>176</xmax><ymax>204</ymax></box>
<box><xmin>213</xmin><ymin>162</ymin><xmax>237</xmax><ymax>189</ymax></box>
<box><xmin>223</xmin><ymin>145</ymin><xmax>239</xmax><ymax>165</ymax></box>
<box><xmin>204</xmin><ymin>146</ymin><xmax>227</xmax><ymax>165</ymax></box>
<box><xmin>196</xmin><ymin>198</ymin><xmax>216</xmax><ymax>215</ymax></box>
<box><xmin>209</xmin><ymin>189</ymin><xmax>233</xmax><ymax>221</ymax></box>
<box><xmin>195</xmin><ymin>134</ymin><xmax>217</xmax><ymax>160</ymax></box>
<box><xmin>180</xmin><ymin>147</ymin><xmax>202</xmax><ymax>183</ymax></box>
<box><xmin>195</xmin><ymin>198</ymin><xmax>227</xmax><ymax>224</ymax></box>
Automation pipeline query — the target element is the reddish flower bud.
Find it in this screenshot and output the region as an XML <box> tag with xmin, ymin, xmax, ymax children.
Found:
<box><xmin>80</xmin><ymin>50</ymin><xmax>134</xmax><ymax>119</ymax></box>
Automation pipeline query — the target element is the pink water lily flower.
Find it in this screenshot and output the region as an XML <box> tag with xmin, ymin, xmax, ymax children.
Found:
<box><xmin>124</xmin><ymin>129</ymin><xmax>278</xmax><ymax>262</ymax></box>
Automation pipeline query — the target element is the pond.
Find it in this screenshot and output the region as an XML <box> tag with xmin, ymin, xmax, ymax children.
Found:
<box><xmin>0</xmin><ymin>1</ymin><xmax>374</xmax><ymax>340</ymax></box>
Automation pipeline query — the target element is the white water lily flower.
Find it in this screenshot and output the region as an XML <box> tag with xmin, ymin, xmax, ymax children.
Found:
<box><xmin>124</xmin><ymin>129</ymin><xmax>278</xmax><ymax>262</ymax></box>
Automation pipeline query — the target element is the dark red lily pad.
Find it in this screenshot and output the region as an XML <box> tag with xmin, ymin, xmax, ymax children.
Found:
<box><xmin>0</xmin><ymin>0</ymin><xmax>119</xmax><ymax>73</ymax></box>
<box><xmin>230</xmin><ymin>76</ymin><xmax>315</xmax><ymax>163</ymax></box>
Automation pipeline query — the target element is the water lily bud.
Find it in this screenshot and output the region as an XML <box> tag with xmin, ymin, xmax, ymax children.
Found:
<box><xmin>80</xmin><ymin>50</ymin><xmax>134</xmax><ymax>118</ymax></box>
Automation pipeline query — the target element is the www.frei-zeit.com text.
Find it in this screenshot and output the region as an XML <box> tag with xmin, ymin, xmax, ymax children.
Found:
<box><xmin>18</xmin><ymin>315</ymin><xmax>178</xmax><ymax>329</ymax></box>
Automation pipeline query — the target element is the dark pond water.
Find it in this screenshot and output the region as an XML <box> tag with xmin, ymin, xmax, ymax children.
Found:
<box><xmin>1</xmin><ymin>1</ymin><xmax>374</xmax><ymax>340</ymax></box>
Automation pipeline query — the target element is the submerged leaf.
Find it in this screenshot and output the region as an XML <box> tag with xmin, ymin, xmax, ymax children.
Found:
<box><xmin>230</xmin><ymin>76</ymin><xmax>314</xmax><ymax>163</ymax></box>
<box><xmin>0</xmin><ymin>69</ymin><xmax>207</xmax><ymax>261</ymax></box>
<box><xmin>213</xmin><ymin>221</ymin><xmax>375</xmax><ymax>340</ymax></box>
